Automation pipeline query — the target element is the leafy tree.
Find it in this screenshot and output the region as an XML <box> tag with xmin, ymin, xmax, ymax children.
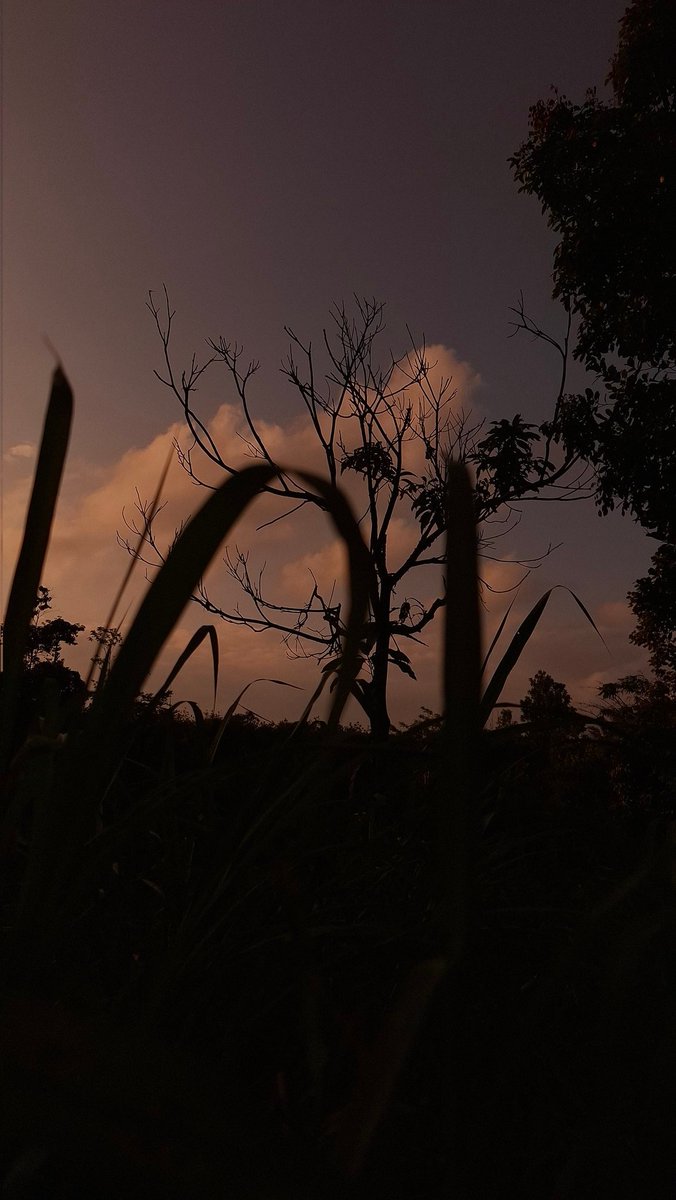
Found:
<box><xmin>627</xmin><ymin>542</ymin><xmax>676</xmax><ymax>689</ymax></box>
<box><xmin>88</xmin><ymin>625</ymin><xmax>123</xmax><ymax>686</ymax></box>
<box><xmin>3</xmin><ymin>587</ymin><xmax>87</xmax><ymax>730</ymax></box>
<box><xmin>510</xmin><ymin>0</ymin><xmax>676</xmax><ymax>541</ymax></box>
<box><xmin>520</xmin><ymin>669</ymin><xmax>573</xmax><ymax>727</ymax></box>
<box><xmin>130</xmin><ymin>292</ymin><xmax>586</xmax><ymax>737</ymax></box>
<box><xmin>496</xmin><ymin>707</ymin><xmax>513</xmax><ymax>728</ymax></box>
<box><xmin>597</xmin><ymin>673</ymin><xmax>671</xmax><ymax>717</ymax></box>
<box><xmin>24</xmin><ymin>586</ymin><xmax>84</xmax><ymax>671</ymax></box>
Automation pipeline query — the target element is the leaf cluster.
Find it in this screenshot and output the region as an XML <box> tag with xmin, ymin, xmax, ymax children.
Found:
<box><xmin>510</xmin><ymin>0</ymin><xmax>676</xmax><ymax>540</ymax></box>
<box><xmin>628</xmin><ymin>541</ymin><xmax>676</xmax><ymax>684</ymax></box>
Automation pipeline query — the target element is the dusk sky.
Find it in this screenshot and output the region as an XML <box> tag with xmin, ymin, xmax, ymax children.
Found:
<box><xmin>2</xmin><ymin>0</ymin><xmax>655</xmax><ymax>726</ymax></box>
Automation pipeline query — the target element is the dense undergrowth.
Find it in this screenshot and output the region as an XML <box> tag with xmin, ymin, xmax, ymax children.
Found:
<box><xmin>2</xmin><ymin>700</ymin><xmax>675</xmax><ymax>1198</ymax></box>
<box><xmin>1</xmin><ymin>367</ymin><xmax>674</xmax><ymax>1198</ymax></box>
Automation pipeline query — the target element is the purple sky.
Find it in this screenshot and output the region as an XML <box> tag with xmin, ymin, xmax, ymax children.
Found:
<box><xmin>2</xmin><ymin>0</ymin><xmax>654</xmax><ymax>725</ymax></box>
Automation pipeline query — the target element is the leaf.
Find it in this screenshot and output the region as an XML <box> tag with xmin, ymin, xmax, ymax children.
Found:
<box><xmin>290</xmin><ymin>668</ymin><xmax>336</xmax><ymax>734</ymax></box>
<box><xmin>152</xmin><ymin>624</ymin><xmax>219</xmax><ymax>711</ymax></box>
<box><xmin>28</xmin><ymin>463</ymin><xmax>375</xmax><ymax>922</ymax></box>
<box><xmin>387</xmin><ymin>648</ymin><xmax>417</xmax><ymax>679</ymax></box>
<box><xmin>0</xmin><ymin>366</ymin><xmax>73</xmax><ymax>776</ymax></box>
<box><xmin>85</xmin><ymin>442</ymin><xmax>174</xmax><ymax>694</ymax></box>
<box><xmin>479</xmin><ymin>585</ymin><xmax>607</xmax><ymax>726</ymax></box>
<box><xmin>86</xmin><ymin>465</ymin><xmax>371</xmax><ymax>749</ymax></box>
<box><xmin>479</xmin><ymin>590</ymin><xmax>554</xmax><ymax>727</ymax></box>
<box><xmin>481</xmin><ymin>586</ymin><xmax>522</xmax><ymax>675</ymax></box>
<box><xmin>168</xmin><ymin>699</ymin><xmax>205</xmax><ymax>727</ymax></box>
<box><xmin>208</xmin><ymin>678</ymin><xmax>301</xmax><ymax>763</ymax></box>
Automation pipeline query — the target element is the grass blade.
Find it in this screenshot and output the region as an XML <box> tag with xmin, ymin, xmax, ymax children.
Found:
<box><xmin>208</xmin><ymin>678</ymin><xmax>302</xmax><ymax>763</ymax></box>
<box><xmin>481</xmin><ymin>585</ymin><xmax>522</xmax><ymax>675</ymax></box>
<box><xmin>84</xmin><ymin>443</ymin><xmax>174</xmax><ymax>693</ymax></box>
<box><xmin>479</xmin><ymin>590</ymin><xmax>553</xmax><ymax>726</ymax></box>
<box><xmin>169</xmin><ymin>699</ymin><xmax>205</xmax><ymax>726</ymax></box>
<box><xmin>331</xmin><ymin>461</ymin><xmax>481</xmax><ymax>1180</ymax></box>
<box><xmin>0</xmin><ymin>367</ymin><xmax>73</xmax><ymax>774</ymax></box>
<box><xmin>86</xmin><ymin>465</ymin><xmax>372</xmax><ymax>747</ymax></box>
<box><xmin>440</xmin><ymin>459</ymin><xmax>481</xmax><ymax>960</ymax></box>
<box><xmin>288</xmin><ymin>654</ymin><xmax>363</xmax><ymax>735</ymax></box>
<box><xmin>479</xmin><ymin>584</ymin><xmax>607</xmax><ymax>727</ymax></box>
<box><xmin>152</xmin><ymin>624</ymin><xmax>219</xmax><ymax>709</ymax></box>
<box><xmin>25</xmin><ymin>464</ymin><xmax>373</xmax><ymax>921</ymax></box>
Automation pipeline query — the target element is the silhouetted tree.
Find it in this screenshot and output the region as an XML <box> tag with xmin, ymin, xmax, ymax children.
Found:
<box><xmin>24</xmin><ymin>586</ymin><xmax>84</xmax><ymax>670</ymax></box>
<box><xmin>2</xmin><ymin>587</ymin><xmax>86</xmax><ymax>732</ymax></box>
<box><xmin>88</xmin><ymin>625</ymin><xmax>123</xmax><ymax>687</ymax></box>
<box><xmin>130</xmin><ymin>293</ymin><xmax>587</xmax><ymax>736</ymax></box>
<box><xmin>597</xmin><ymin>673</ymin><xmax>672</xmax><ymax>719</ymax></box>
<box><xmin>628</xmin><ymin>542</ymin><xmax>676</xmax><ymax>689</ymax></box>
<box><xmin>511</xmin><ymin>0</ymin><xmax>676</xmax><ymax>541</ymax></box>
<box><xmin>496</xmin><ymin>707</ymin><xmax>513</xmax><ymax>728</ymax></box>
<box><xmin>520</xmin><ymin>670</ymin><xmax>573</xmax><ymax>726</ymax></box>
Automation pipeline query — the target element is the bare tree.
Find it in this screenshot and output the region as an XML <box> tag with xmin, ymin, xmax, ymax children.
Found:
<box><xmin>123</xmin><ymin>290</ymin><xmax>591</xmax><ymax>736</ymax></box>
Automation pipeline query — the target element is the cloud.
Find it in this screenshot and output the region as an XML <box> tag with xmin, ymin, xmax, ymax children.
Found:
<box><xmin>281</xmin><ymin>538</ymin><xmax>347</xmax><ymax>594</ymax></box>
<box><xmin>390</xmin><ymin>343</ymin><xmax>482</xmax><ymax>405</ymax></box>
<box><xmin>5</xmin><ymin>443</ymin><xmax>36</xmax><ymax>461</ymax></box>
<box><xmin>595</xmin><ymin>600</ymin><xmax>635</xmax><ymax>634</ymax></box>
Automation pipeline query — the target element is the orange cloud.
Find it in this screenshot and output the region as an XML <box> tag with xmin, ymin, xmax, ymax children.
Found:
<box><xmin>6</xmin><ymin>443</ymin><xmax>36</xmax><ymax>461</ymax></box>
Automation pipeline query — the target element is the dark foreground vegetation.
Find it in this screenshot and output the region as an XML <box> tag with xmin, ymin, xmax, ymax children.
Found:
<box><xmin>1</xmin><ymin>693</ymin><xmax>675</xmax><ymax>1198</ymax></box>
<box><xmin>0</xmin><ymin>341</ymin><xmax>673</xmax><ymax>1196</ymax></box>
<box><xmin>2</xmin><ymin>3</ymin><xmax>674</xmax><ymax>1189</ymax></box>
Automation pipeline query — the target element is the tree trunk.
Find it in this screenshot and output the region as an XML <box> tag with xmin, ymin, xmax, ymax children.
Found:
<box><xmin>369</xmin><ymin>585</ymin><xmax>391</xmax><ymax>739</ymax></box>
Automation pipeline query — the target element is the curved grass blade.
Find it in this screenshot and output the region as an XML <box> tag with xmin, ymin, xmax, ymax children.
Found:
<box><xmin>0</xmin><ymin>366</ymin><xmax>73</xmax><ymax>774</ymax></box>
<box><xmin>84</xmin><ymin>442</ymin><xmax>174</xmax><ymax>693</ymax></box>
<box><xmin>208</xmin><ymin>677</ymin><xmax>302</xmax><ymax>763</ymax></box>
<box><xmin>30</xmin><ymin>464</ymin><xmax>373</xmax><ymax>920</ymax></box>
<box><xmin>289</xmin><ymin>654</ymin><xmax>365</xmax><ymax>735</ymax></box>
<box><xmin>152</xmin><ymin>624</ymin><xmax>219</xmax><ymax>709</ymax></box>
<box><xmin>93</xmin><ymin>637</ymin><xmax>115</xmax><ymax>696</ymax></box>
<box><xmin>84</xmin><ymin>466</ymin><xmax>371</xmax><ymax>741</ymax></box>
<box><xmin>292</xmin><ymin>668</ymin><xmax>334</xmax><ymax>733</ymax></box>
<box><xmin>479</xmin><ymin>584</ymin><xmax>607</xmax><ymax>727</ymax></box>
<box><xmin>481</xmin><ymin>586</ymin><xmax>521</xmax><ymax>675</ymax></box>
<box><xmin>479</xmin><ymin>590</ymin><xmax>553</xmax><ymax>727</ymax></box>
<box><xmin>567</xmin><ymin>588</ymin><xmax>609</xmax><ymax>654</ymax></box>
<box><xmin>297</xmin><ymin>474</ymin><xmax>375</xmax><ymax>731</ymax></box>
<box><xmin>169</xmin><ymin>699</ymin><xmax>205</xmax><ymax>727</ymax></box>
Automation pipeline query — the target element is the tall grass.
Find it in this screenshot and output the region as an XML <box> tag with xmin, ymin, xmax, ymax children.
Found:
<box><xmin>0</xmin><ymin>366</ymin><xmax>375</xmax><ymax>1195</ymax></box>
<box><xmin>0</xmin><ymin>368</ymin><xmax>672</xmax><ymax>1198</ymax></box>
<box><xmin>0</xmin><ymin>366</ymin><xmax>72</xmax><ymax>772</ymax></box>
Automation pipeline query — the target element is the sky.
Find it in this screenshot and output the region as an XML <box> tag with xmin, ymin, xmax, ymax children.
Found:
<box><xmin>1</xmin><ymin>0</ymin><xmax>656</xmax><ymax>727</ymax></box>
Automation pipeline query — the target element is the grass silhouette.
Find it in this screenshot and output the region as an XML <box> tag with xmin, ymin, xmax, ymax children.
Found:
<box><xmin>0</xmin><ymin>369</ymin><xmax>673</xmax><ymax>1197</ymax></box>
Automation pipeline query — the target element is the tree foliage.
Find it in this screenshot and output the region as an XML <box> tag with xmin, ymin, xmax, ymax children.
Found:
<box><xmin>496</xmin><ymin>707</ymin><xmax>513</xmax><ymax>728</ymax></box>
<box><xmin>628</xmin><ymin>541</ymin><xmax>676</xmax><ymax>688</ymax></box>
<box><xmin>4</xmin><ymin>587</ymin><xmax>87</xmax><ymax>728</ymax></box>
<box><xmin>520</xmin><ymin>669</ymin><xmax>573</xmax><ymax>726</ymax></box>
<box><xmin>510</xmin><ymin>0</ymin><xmax>676</xmax><ymax>541</ymax></box>
<box><xmin>22</xmin><ymin>585</ymin><xmax>84</xmax><ymax>693</ymax></box>
<box><xmin>24</xmin><ymin>585</ymin><xmax>84</xmax><ymax>669</ymax></box>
